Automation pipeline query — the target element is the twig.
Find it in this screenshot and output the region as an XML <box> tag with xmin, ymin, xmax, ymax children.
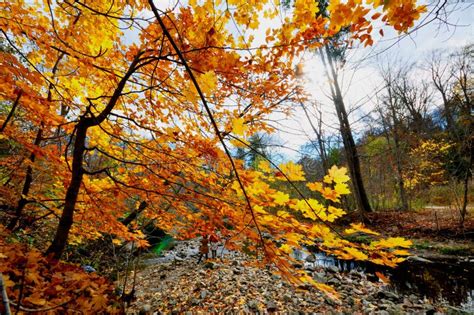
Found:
<box><xmin>9</xmin><ymin>299</ymin><xmax>71</xmax><ymax>312</ymax></box>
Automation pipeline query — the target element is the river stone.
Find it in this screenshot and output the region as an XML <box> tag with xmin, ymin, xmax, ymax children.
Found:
<box><xmin>283</xmin><ymin>294</ymin><xmax>292</xmax><ymax>302</ymax></box>
<box><xmin>139</xmin><ymin>304</ymin><xmax>151</xmax><ymax>315</ymax></box>
<box><xmin>247</xmin><ymin>299</ymin><xmax>259</xmax><ymax>309</ymax></box>
<box><xmin>306</xmin><ymin>254</ymin><xmax>316</xmax><ymax>263</ymax></box>
<box><xmin>313</xmin><ymin>272</ymin><xmax>327</xmax><ymax>283</ymax></box>
<box><xmin>377</xmin><ymin>290</ymin><xmax>400</xmax><ymax>301</ymax></box>
<box><xmin>327</xmin><ymin>277</ymin><xmax>340</xmax><ymax>285</ymax></box>
<box><xmin>204</xmin><ymin>261</ymin><xmax>215</xmax><ymax>269</ymax></box>
<box><xmin>266</xmin><ymin>300</ymin><xmax>277</xmax><ymax>312</ymax></box>
<box><xmin>352</xmin><ymin>288</ymin><xmax>363</xmax><ymax>295</ymax></box>
<box><xmin>177</xmin><ymin>251</ymin><xmax>187</xmax><ymax>258</ymax></box>
<box><xmin>407</xmin><ymin>256</ymin><xmax>433</xmax><ymax>263</ymax></box>
<box><xmin>327</xmin><ymin>265</ymin><xmax>339</xmax><ymax>273</ymax></box>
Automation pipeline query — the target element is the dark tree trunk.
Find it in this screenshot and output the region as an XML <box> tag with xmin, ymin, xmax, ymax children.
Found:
<box><xmin>121</xmin><ymin>201</ymin><xmax>148</xmax><ymax>227</ymax></box>
<box><xmin>7</xmin><ymin>127</ymin><xmax>43</xmax><ymax>230</ymax></box>
<box><xmin>46</xmin><ymin>120</ymin><xmax>88</xmax><ymax>259</ymax></box>
<box><xmin>387</xmin><ymin>90</ymin><xmax>409</xmax><ymax>211</ymax></box>
<box><xmin>45</xmin><ymin>55</ymin><xmax>140</xmax><ymax>260</ymax></box>
<box><xmin>321</xmin><ymin>46</ymin><xmax>372</xmax><ymax>213</ymax></box>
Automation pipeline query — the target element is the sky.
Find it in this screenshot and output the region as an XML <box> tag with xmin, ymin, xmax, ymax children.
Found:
<box><xmin>120</xmin><ymin>0</ymin><xmax>472</xmax><ymax>161</ymax></box>
<box><xmin>273</xmin><ymin>0</ymin><xmax>473</xmax><ymax>160</ymax></box>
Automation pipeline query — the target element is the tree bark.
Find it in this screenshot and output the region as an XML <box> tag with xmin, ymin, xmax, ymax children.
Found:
<box><xmin>121</xmin><ymin>201</ymin><xmax>148</xmax><ymax>227</ymax></box>
<box><xmin>46</xmin><ymin>120</ymin><xmax>88</xmax><ymax>259</ymax></box>
<box><xmin>321</xmin><ymin>46</ymin><xmax>372</xmax><ymax>213</ymax></box>
<box><xmin>46</xmin><ymin>55</ymin><xmax>141</xmax><ymax>260</ymax></box>
<box><xmin>6</xmin><ymin>127</ymin><xmax>43</xmax><ymax>230</ymax></box>
<box><xmin>300</xmin><ymin>102</ymin><xmax>329</xmax><ymax>173</ymax></box>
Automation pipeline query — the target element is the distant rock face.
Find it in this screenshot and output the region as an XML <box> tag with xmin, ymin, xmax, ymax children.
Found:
<box><xmin>131</xmin><ymin>239</ymin><xmax>447</xmax><ymax>314</ymax></box>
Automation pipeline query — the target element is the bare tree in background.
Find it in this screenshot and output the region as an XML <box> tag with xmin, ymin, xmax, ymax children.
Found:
<box><xmin>319</xmin><ymin>44</ymin><xmax>373</xmax><ymax>213</ymax></box>
<box><xmin>377</xmin><ymin>63</ymin><xmax>411</xmax><ymax>211</ymax></box>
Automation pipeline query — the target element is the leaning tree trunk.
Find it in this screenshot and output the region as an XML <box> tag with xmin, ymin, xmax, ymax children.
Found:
<box><xmin>46</xmin><ymin>55</ymin><xmax>141</xmax><ymax>260</ymax></box>
<box><xmin>321</xmin><ymin>46</ymin><xmax>372</xmax><ymax>213</ymax></box>
<box><xmin>46</xmin><ymin>120</ymin><xmax>88</xmax><ymax>259</ymax></box>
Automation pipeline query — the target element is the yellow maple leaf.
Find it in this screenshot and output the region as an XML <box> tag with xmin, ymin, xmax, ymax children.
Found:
<box><xmin>258</xmin><ymin>160</ymin><xmax>272</xmax><ymax>173</ymax></box>
<box><xmin>280</xmin><ymin>243</ymin><xmax>293</xmax><ymax>254</ymax></box>
<box><xmin>343</xmin><ymin>247</ymin><xmax>368</xmax><ymax>260</ymax></box>
<box><xmin>231</xmin><ymin>117</ymin><xmax>248</xmax><ymax>136</ymax></box>
<box><xmin>307</xmin><ymin>181</ymin><xmax>323</xmax><ymax>192</ymax></box>
<box><xmin>371</xmin><ymin>237</ymin><xmax>412</xmax><ymax>249</ymax></box>
<box><xmin>278</xmin><ymin>161</ymin><xmax>305</xmax><ymax>181</ymax></box>
<box><xmin>199</xmin><ymin>70</ymin><xmax>217</xmax><ymax>95</ymax></box>
<box><xmin>272</xmin><ymin>191</ymin><xmax>290</xmax><ymax>205</ymax></box>
<box><xmin>344</xmin><ymin>223</ymin><xmax>380</xmax><ymax>235</ymax></box>
<box><xmin>327</xmin><ymin>165</ymin><xmax>350</xmax><ymax>184</ymax></box>
<box><xmin>334</xmin><ymin>182</ymin><xmax>350</xmax><ymax>195</ymax></box>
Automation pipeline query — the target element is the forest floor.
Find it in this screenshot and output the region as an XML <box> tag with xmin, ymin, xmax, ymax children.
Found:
<box><xmin>128</xmin><ymin>241</ymin><xmax>449</xmax><ymax>314</ymax></box>
<box><xmin>128</xmin><ymin>208</ymin><xmax>473</xmax><ymax>314</ymax></box>
<box><xmin>363</xmin><ymin>207</ymin><xmax>474</xmax><ymax>257</ymax></box>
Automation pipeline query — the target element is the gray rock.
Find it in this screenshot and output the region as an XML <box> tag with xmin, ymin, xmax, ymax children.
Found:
<box><xmin>271</xmin><ymin>274</ymin><xmax>281</xmax><ymax>281</ymax></box>
<box><xmin>233</xmin><ymin>268</ymin><xmax>243</xmax><ymax>275</ymax></box>
<box><xmin>407</xmin><ymin>256</ymin><xmax>433</xmax><ymax>263</ymax></box>
<box><xmin>138</xmin><ymin>304</ymin><xmax>151</xmax><ymax>315</ymax></box>
<box><xmin>266</xmin><ymin>300</ymin><xmax>278</xmax><ymax>312</ymax></box>
<box><xmin>408</xmin><ymin>294</ymin><xmax>419</xmax><ymax>303</ymax></box>
<box><xmin>327</xmin><ymin>265</ymin><xmax>339</xmax><ymax>273</ymax></box>
<box><xmin>306</xmin><ymin>254</ymin><xmax>316</xmax><ymax>263</ymax></box>
<box><xmin>247</xmin><ymin>299</ymin><xmax>259</xmax><ymax>309</ymax></box>
<box><xmin>324</xmin><ymin>296</ymin><xmax>342</xmax><ymax>306</ymax></box>
<box><xmin>327</xmin><ymin>277</ymin><xmax>340</xmax><ymax>285</ymax></box>
<box><xmin>352</xmin><ymin>288</ymin><xmax>363</xmax><ymax>295</ymax></box>
<box><xmin>204</xmin><ymin>261</ymin><xmax>215</xmax><ymax>269</ymax></box>
<box><xmin>200</xmin><ymin>290</ymin><xmax>208</xmax><ymax>299</ymax></box>
<box><xmin>177</xmin><ymin>251</ymin><xmax>187</xmax><ymax>258</ymax></box>
<box><xmin>313</xmin><ymin>272</ymin><xmax>327</xmax><ymax>283</ymax></box>
<box><xmin>377</xmin><ymin>290</ymin><xmax>400</xmax><ymax>301</ymax></box>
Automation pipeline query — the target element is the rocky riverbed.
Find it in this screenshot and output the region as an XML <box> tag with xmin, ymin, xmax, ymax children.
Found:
<box><xmin>128</xmin><ymin>240</ymin><xmax>468</xmax><ymax>314</ymax></box>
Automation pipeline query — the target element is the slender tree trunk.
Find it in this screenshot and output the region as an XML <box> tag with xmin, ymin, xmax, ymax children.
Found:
<box><xmin>6</xmin><ymin>128</ymin><xmax>42</xmax><ymax>230</ymax></box>
<box><xmin>459</xmin><ymin>174</ymin><xmax>469</xmax><ymax>230</ymax></box>
<box><xmin>321</xmin><ymin>46</ymin><xmax>372</xmax><ymax>213</ymax></box>
<box><xmin>46</xmin><ymin>120</ymin><xmax>88</xmax><ymax>259</ymax></box>
<box><xmin>46</xmin><ymin>55</ymin><xmax>141</xmax><ymax>260</ymax></box>
<box><xmin>7</xmin><ymin>51</ymin><xmax>67</xmax><ymax>230</ymax></box>
<box><xmin>299</xmin><ymin>102</ymin><xmax>329</xmax><ymax>172</ymax></box>
<box><xmin>387</xmin><ymin>97</ymin><xmax>409</xmax><ymax>211</ymax></box>
<box><xmin>121</xmin><ymin>201</ymin><xmax>148</xmax><ymax>227</ymax></box>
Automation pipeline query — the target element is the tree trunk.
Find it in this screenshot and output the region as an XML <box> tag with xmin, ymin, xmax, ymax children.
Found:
<box><xmin>121</xmin><ymin>201</ymin><xmax>148</xmax><ymax>227</ymax></box>
<box><xmin>46</xmin><ymin>120</ymin><xmax>88</xmax><ymax>259</ymax></box>
<box><xmin>321</xmin><ymin>46</ymin><xmax>372</xmax><ymax>213</ymax></box>
<box><xmin>299</xmin><ymin>102</ymin><xmax>329</xmax><ymax>173</ymax></box>
<box><xmin>387</xmin><ymin>92</ymin><xmax>409</xmax><ymax>211</ymax></box>
<box><xmin>6</xmin><ymin>127</ymin><xmax>43</xmax><ymax>230</ymax></box>
<box><xmin>46</xmin><ymin>55</ymin><xmax>140</xmax><ymax>260</ymax></box>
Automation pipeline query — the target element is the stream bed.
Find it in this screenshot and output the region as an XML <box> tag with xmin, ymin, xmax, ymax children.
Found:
<box><xmin>297</xmin><ymin>249</ymin><xmax>474</xmax><ymax>312</ymax></box>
